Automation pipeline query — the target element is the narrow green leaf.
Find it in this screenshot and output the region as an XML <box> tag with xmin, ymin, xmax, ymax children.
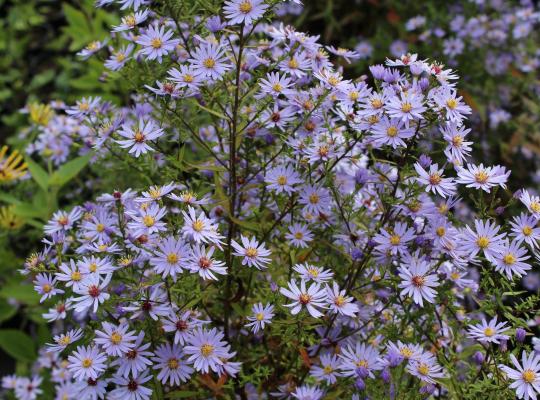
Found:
<box><xmin>49</xmin><ymin>153</ymin><xmax>92</xmax><ymax>188</ymax></box>
<box><xmin>0</xmin><ymin>330</ymin><xmax>36</xmax><ymax>362</ymax></box>
<box><xmin>25</xmin><ymin>157</ymin><xmax>49</xmax><ymax>191</ymax></box>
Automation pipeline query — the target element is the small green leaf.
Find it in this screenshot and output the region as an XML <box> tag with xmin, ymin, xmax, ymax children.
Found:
<box><xmin>49</xmin><ymin>153</ymin><xmax>92</xmax><ymax>188</ymax></box>
<box><xmin>0</xmin><ymin>330</ymin><xmax>36</xmax><ymax>362</ymax></box>
<box><xmin>0</xmin><ymin>280</ymin><xmax>40</xmax><ymax>305</ymax></box>
<box><xmin>0</xmin><ymin>299</ymin><xmax>17</xmax><ymax>324</ymax></box>
<box><xmin>25</xmin><ymin>157</ymin><xmax>49</xmax><ymax>191</ymax></box>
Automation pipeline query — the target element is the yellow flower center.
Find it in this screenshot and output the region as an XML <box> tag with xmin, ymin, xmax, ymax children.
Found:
<box><xmin>256</xmin><ymin>312</ymin><xmax>264</xmax><ymax>321</ymax></box>
<box><xmin>96</xmin><ymin>223</ymin><xmax>105</xmax><ymax>233</ymax></box>
<box><xmin>412</xmin><ymin>275</ymin><xmax>425</xmax><ymax>287</ymax></box>
<box><xmin>201</xmin><ymin>344</ymin><xmax>214</xmax><ymax>357</ymax></box>
<box><xmin>400</xmin><ymin>347</ymin><xmax>414</xmax><ymax>358</ymax></box>
<box><xmin>417</xmin><ymin>363</ymin><xmax>429</xmax><ymax>375</ymax></box>
<box><xmin>43</xmin><ymin>284</ymin><xmax>52</xmax><ymax>293</ymax></box>
<box><xmin>167</xmin><ymin>253</ymin><xmax>178</xmax><ymax>264</ymax></box>
<box><xmin>401</xmin><ymin>102</ymin><xmax>413</xmax><ymax>112</ymax></box>
<box><xmin>123</xmin><ymin>15</ymin><xmax>136</xmax><ymax>27</ymax></box>
<box><xmin>309</xmin><ymin>193</ymin><xmax>320</xmax><ymax>204</ymax></box>
<box><xmin>151</xmin><ymin>38</ymin><xmax>162</xmax><ymax>49</ymax></box>
<box><xmin>450</xmin><ymin>272</ymin><xmax>460</xmax><ymax>280</ymax></box>
<box><xmin>386</xmin><ymin>126</ymin><xmax>398</xmax><ymax>137</ymax></box>
<box><xmin>277</xmin><ymin>175</ymin><xmax>287</xmax><ymax>185</ymax></box>
<box><xmin>371</xmin><ymin>99</ymin><xmax>383</xmax><ymax>109</ymax></box>
<box><xmin>183</xmin><ymin>74</ymin><xmax>194</xmax><ymax>83</ymax></box>
<box><xmin>429</xmin><ymin>173</ymin><xmax>442</xmax><ymax>185</ymax></box>
<box><xmin>523</xmin><ymin>369</ymin><xmax>536</xmax><ymax>384</ymax></box>
<box><xmin>328</xmin><ymin>76</ymin><xmax>340</xmax><ymax>87</ymax></box>
<box><xmin>503</xmin><ymin>253</ymin><xmax>516</xmax><ymax>265</ymax></box>
<box><xmin>523</xmin><ymin>226</ymin><xmax>533</xmax><ymax>236</ymax></box>
<box><xmin>452</xmin><ymin>135</ymin><xmax>463</xmax><ymax>147</ymax></box>
<box><xmin>168</xmin><ymin>358</ymin><xmax>179</xmax><ymax>369</ymax></box>
<box><xmin>323</xmin><ymin>365</ymin><xmax>333</xmax><ymax>374</ymax></box>
<box><xmin>58</xmin><ymin>336</ymin><xmax>71</xmax><ymax>346</ymax></box>
<box><xmin>89</xmin><ymin>263</ymin><xmax>97</xmax><ymax>273</ymax></box>
<box><xmin>436</xmin><ymin>227</ymin><xmax>446</xmax><ymax>237</ymax></box>
<box><xmin>389</xmin><ymin>234</ymin><xmax>401</xmax><ymax>245</ymax></box>
<box><xmin>245</xmin><ymin>247</ymin><xmax>258</xmax><ymax>258</ymax></box>
<box><xmin>71</xmin><ymin>271</ymin><xmax>82</xmax><ymax>281</ymax></box>
<box><xmin>446</xmin><ymin>98</ymin><xmax>457</xmax><ymax>109</ymax></box>
<box><xmin>476</xmin><ymin>236</ymin><xmax>490</xmax><ymax>249</ymax></box>
<box><xmin>355</xmin><ymin>360</ymin><xmax>369</xmax><ymax>368</ymax></box>
<box><xmin>272</xmin><ymin>83</ymin><xmax>283</xmax><ymax>92</ymax></box>
<box><xmin>192</xmin><ymin>219</ymin><xmax>205</xmax><ymax>232</ymax></box>
<box><xmin>143</xmin><ymin>215</ymin><xmax>155</xmax><ymax>227</ymax></box>
<box><xmin>134</xmin><ymin>131</ymin><xmax>145</xmax><ymax>143</ymax></box>
<box><xmin>110</xmin><ymin>332</ymin><xmax>122</xmax><ymax>345</ymax></box>
<box><xmin>483</xmin><ymin>327</ymin><xmax>495</xmax><ymax>337</ymax></box>
<box><xmin>239</xmin><ymin>0</ymin><xmax>253</xmax><ymax>13</ymax></box>
<box><xmin>82</xmin><ymin>358</ymin><xmax>93</xmax><ymax>368</ymax></box>
<box><xmin>531</xmin><ymin>202</ymin><xmax>540</xmax><ymax>213</ymax></box>
<box><xmin>299</xmin><ymin>293</ymin><xmax>311</xmax><ymax>304</ymax></box>
<box><xmin>334</xmin><ymin>295</ymin><xmax>345</xmax><ymax>306</ymax></box>
<box><xmin>203</xmin><ymin>58</ymin><xmax>216</xmax><ymax>68</ymax></box>
<box><xmin>475</xmin><ymin>171</ymin><xmax>489</xmax><ymax>184</ymax></box>
<box><xmin>288</xmin><ymin>58</ymin><xmax>299</xmax><ymax>69</ymax></box>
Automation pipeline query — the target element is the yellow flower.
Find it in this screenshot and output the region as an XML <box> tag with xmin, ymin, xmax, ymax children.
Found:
<box><xmin>28</xmin><ymin>102</ymin><xmax>54</xmax><ymax>126</ymax></box>
<box><xmin>0</xmin><ymin>146</ymin><xmax>27</xmax><ymax>183</ymax></box>
<box><xmin>0</xmin><ymin>206</ymin><xmax>24</xmax><ymax>230</ymax></box>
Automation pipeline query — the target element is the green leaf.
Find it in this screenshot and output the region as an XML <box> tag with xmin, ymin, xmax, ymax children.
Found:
<box><xmin>0</xmin><ymin>299</ymin><xmax>16</xmax><ymax>324</ymax></box>
<box><xmin>49</xmin><ymin>153</ymin><xmax>92</xmax><ymax>188</ymax></box>
<box><xmin>0</xmin><ymin>280</ymin><xmax>40</xmax><ymax>305</ymax></box>
<box><xmin>0</xmin><ymin>330</ymin><xmax>36</xmax><ymax>362</ymax></box>
<box><xmin>25</xmin><ymin>157</ymin><xmax>49</xmax><ymax>191</ymax></box>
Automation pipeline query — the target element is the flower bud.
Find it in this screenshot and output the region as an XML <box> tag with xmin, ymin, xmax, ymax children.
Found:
<box><xmin>473</xmin><ymin>351</ymin><xmax>484</xmax><ymax>365</ymax></box>
<box><xmin>516</xmin><ymin>328</ymin><xmax>526</xmax><ymax>343</ymax></box>
<box><xmin>499</xmin><ymin>338</ymin><xmax>508</xmax><ymax>352</ymax></box>
<box><xmin>355</xmin><ymin>377</ymin><xmax>366</xmax><ymax>391</ymax></box>
<box><xmin>381</xmin><ymin>367</ymin><xmax>391</xmax><ymax>383</ymax></box>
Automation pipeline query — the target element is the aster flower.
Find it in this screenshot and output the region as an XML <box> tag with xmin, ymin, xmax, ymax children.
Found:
<box><xmin>231</xmin><ymin>235</ymin><xmax>271</xmax><ymax>269</ymax></box>
<box><xmin>441</xmin><ymin>122</ymin><xmax>473</xmax><ymax>164</ymax></box>
<box><xmin>280</xmin><ymin>279</ymin><xmax>328</xmax><ymax>318</ymax></box>
<box><xmin>105</xmin><ymin>44</ymin><xmax>134</xmax><ymax>71</ymax></box>
<box><xmin>385</xmin><ymin>91</ymin><xmax>426</xmax><ymax>125</ymax></box>
<box><xmin>414</xmin><ymin>162</ymin><xmax>456</xmax><ymax>198</ymax></box>
<box><xmin>181</xmin><ymin>206</ymin><xmax>224</xmax><ymax>246</ymax></box>
<box><xmin>112</xmin><ymin>10</ymin><xmax>149</xmax><ymax>32</ymax></box>
<box><xmin>467</xmin><ymin>316</ymin><xmax>510</xmax><ymax>344</ymax></box>
<box><xmin>407</xmin><ymin>353</ymin><xmax>446</xmax><ymax>384</ymax></box>
<box><xmin>167</xmin><ymin>65</ymin><xmax>202</xmax><ymax>91</ymax></box>
<box><xmin>162</xmin><ymin>310</ymin><xmax>206</xmax><ymax>345</ymax></box>
<box><xmin>55</xmin><ymin>260</ymin><xmax>85</xmax><ymax>291</ymax></box>
<box><xmin>398</xmin><ymin>259</ymin><xmax>440</xmax><ymax>306</ymax></box>
<box><xmin>136</xmin><ymin>24</ymin><xmax>179</xmax><ymax>63</ymax></box>
<box><xmin>72</xmin><ymin>273</ymin><xmax>112</xmax><ymax>313</ymax></box>
<box><xmin>258</xmin><ymin>72</ymin><xmax>293</xmax><ymax>97</ymax></box>
<box><xmin>456</xmin><ymin>163</ymin><xmax>510</xmax><ymax>192</ymax></box>
<box><xmin>116</xmin><ymin>119</ymin><xmax>164</xmax><ymax>157</ymax></box>
<box><xmin>291</xmin><ymin>385</ymin><xmax>325</xmax><ymax>400</ymax></box>
<box><xmin>298</xmin><ymin>185</ymin><xmax>331</xmax><ymax>215</ymax></box>
<box><xmin>34</xmin><ymin>273</ymin><xmax>63</xmax><ymax>303</ymax></box>
<box><xmin>498</xmin><ymin>351</ymin><xmax>540</xmax><ymax>400</ymax></box>
<box><xmin>66</xmin><ymin>97</ymin><xmax>101</xmax><ymax>119</ymax></box>
<box><xmin>373</xmin><ymin>222</ymin><xmax>416</xmax><ymax>256</ymax></box>
<box><xmin>122</xmin><ymin>285</ymin><xmax>170</xmax><ymax>320</ymax></box>
<box><xmin>94</xmin><ymin>322</ymin><xmax>137</xmax><ymax>357</ymax></box>
<box><xmin>184</xmin><ymin>328</ymin><xmax>232</xmax><ymax>374</ymax></box>
<box><xmin>150</xmin><ymin>236</ymin><xmax>190</xmax><ymax>280</ymax></box>
<box><xmin>187</xmin><ymin>244</ymin><xmax>227</xmax><ymax>280</ymax></box>
<box><xmin>492</xmin><ymin>240</ymin><xmax>531</xmax><ymax>279</ymax></box>
<box><xmin>223</xmin><ymin>0</ymin><xmax>268</xmax><ymax>25</ymax></box>
<box><xmin>44</xmin><ymin>208</ymin><xmax>82</xmax><ymax>235</ymax></box>
<box><xmin>265</xmin><ymin>165</ymin><xmax>303</xmax><ymax>194</ymax></box>
<box><xmin>109</xmin><ymin>371</ymin><xmax>153</xmax><ymax>400</ymax></box>
<box><xmin>67</xmin><ymin>346</ymin><xmax>107</xmax><ymax>381</ymax></box>
<box><xmin>310</xmin><ymin>354</ymin><xmax>342</xmax><ymax>384</ymax></box>
<box><xmin>326</xmin><ymin>45</ymin><xmax>361</xmax><ymax>63</ymax></box>
<box><xmin>285</xmin><ymin>223</ymin><xmax>314</xmax><ymax>248</ymax></box>
<box><xmin>245</xmin><ymin>303</ymin><xmax>274</xmax><ymax>333</ymax></box>
<box><xmin>279</xmin><ymin>52</ymin><xmax>311</xmax><ymax>78</ymax></box>
<box><xmin>77</xmin><ymin>40</ymin><xmax>106</xmax><ymax>60</ymax></box>
<box><xmin>152</xmin><ymin>343</ymin><xmax>193</xmax><ymax>385</ymax></box>
<box><xmin>325</xmin><ymin>282</ymin><xmax>358</xmax><ymax>317</ymax></box>
<box><xmin>430</xmin><ymin>87</ymin><xmax>471</xmax><ymax>124</ymax></box>
<box><xmin>78</xmin><ymin>256</ymin><xmax>116</xmax><ymax>276</ymax></box>
<box><xmin>293</xmin><ymin>263</ymin><xmax>334</xmax><ymax>283</ymax></box>
<box><xmin>339</xmin><ymin>342</ymin><xmax>384</xmax><ymax>378</ymax></box>
<box><xmin>261</xmin><ymin>104</ymin><xmax>296</xmax><ymax>131</ymax></box>
<box><xmin>370</xmin><ymin>116</ymin><xmax>415</xmax><ymax>149</ymax></box>
<box><xmin>510</xmin><ymin>213</ymin><xmax>540</xmax><ymax>248</ymax></box>
<box><xmin>111</xmin><ymin>332</ymin><xmax>154</xmax><ymax>378</ymax></box>
<box><xmin>520</xmin><ymin>190</ymin><xmax>540</xmax><ymax>220</ymax></box>
<box><xmin>46</xmin><ymin>329</ymin><xmax>84</xmax><ymax>354</ymax></box>
<box><xmin>189</xmin><ymin>42</ymin><xmax>231</xmax><ymax>81</ymax></box>
<box><xmin>386</xmin><ymin>341</ymin><xmax>424</xmax><ymax>364</ymax></box>
<box><xmin>461</xmin><ymin>219</ymin><xmax>506</xmax><ymax>263</ymax></box>
<box><xmin>14</xmin><ymin>376</ymin><xmax>42</xmax><ymax>400</ymax></box>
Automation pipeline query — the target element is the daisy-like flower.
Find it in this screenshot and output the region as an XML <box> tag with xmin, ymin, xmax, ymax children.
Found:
<box><xmin>326</xmin><ymin>45</ymin><xmax>361</xmax><ymax>63</ymax></box>
<box><xmin>285</xmin><ymin>223</ymin><xmax>314</xmax><ymax>248</ymax></box>
<box><xmin>414</xmin><ymin>162</ymin><xmax>456</xmax><ymax>198</ymax></box>
<box><xmin>136</xmin><ymin>24</ymin><xmax>180</xmax><ymax>63</ymax></box>
<box><xmin>55</xmin><ymin>260</ymin><xmax>85</xmax><ymax>291</ymax></box>
<box><xmin>245</xmin><ymin>303</ymin><xmax>274</xmax><ymax>333</ymax></box>
<box><xmin>510</xmin><ymin>213</ymin><xmax>540</xmax><ymax>248</ymax></box>
<box><xmin>407</xmin><ymin>353</ymin><xmax>446</xmax><ymax>384</ymax></box>
<box><xmin>104</xmin><ymin>44</ymin><xmax>134</xmax><ymax>71</ymax></box>
<box><xmin>127</xmin><ymin>203</ymin><xmax>167</xmax><ymax>237</ymax></box>
<box><xmin>112</xmin><ymin>332</ymin><xmax>154</xmax><ymax>378</ymax></box>
<box><xmin>136</xmin><ymin>182</ymin><xmax>176</xmax><ymax>203</ymax></box>
<box><xmin>33</xmin><ymin>273</ymin><xmax>63</xmax><ymax>303</ymax></box>
<box><xmin>181</xmin><ymin>206</ymin><xmax>224</xmax><ymax>246</ymax></box>
<box><xmin>310</xmin><ymin>354</ymin><xmax>342</xmax><ymax>384</ymax></box>
<box><xmin>261</xmin><ymin>104</ymin><xmax>296</xmax><ymax>131</ymax></box>
<box><xmin>162</xmin><ymin>310</ymin><xmax>205</xmax><ymax>345</ymax></box>
<box><xmin>94</xmin><ymin>322</ymin><xmax>138</xmax><ymax>357</ymax></box>
<box><xmin>461</xmin><ymin>219</ymin><xmax>506</xmax><ymax>262</ymax></box>
<box><xmin>386</xmin><ymin>341</ymin><xmax>424</xmax><ymax>364</ymax></box>
<box><xmin>265</xmin><ymin>165</ymin><xmax>303</xmax><ymax>194</ymax></box>
<box><xmin>189</xmin><ymin>42</ymin><xmax>230</xmax><ymax>81</ymax></box>
<box><xmin>231</xmin><ymin>235</ymin><xmax>271</xmax><ymax>269</ymax></box>
<box><xmin>467</xmin><ymin>316</ymin><xmax>510</xmax><ymax>344</ymax></box>
<box><xmin>72</xmin><ymin>273</ymin><xmax>112</xmax><ymax>313</ymax></box>
<box><xmin>184</xmin><ymin>328</ymin><xmax>232</xmax><ymax>374</ymax></box>
<box><xmin>112</xmin><ymin>9</ymin><xmax>149</xmax><ymax>32</ymax></box>
<box><xmin>67</xmin><ymin>346</ymin><xmax>107</xmax><ymax>381</ymax></box>
<box><xmin>152</xmin><ymin>343</ymin><xmax>194</xmax><ymax>386</ymax></box>
<box><xmin>492</xmin><ymin>240</ymin><xmax>531</xmax><ymax>279</ymax></box>
<box><xmin>44</xmin><ymin>208</ymin><xmax>82</xmax><ymax>235</ymax></box>
<box><xmin>293</xmin><ymin>263</ymin><xmax>334</xmax><ymax>283</ymax></box>
<box><xmin>292</xmin><ymin>385</ymin><xmax>325</xmax><ymax>400</ymax></box>
<box><xmin>46</xmin><ymin>329</ymin><xmax>84</xmax><ymax>353</ymax></box>
<box><xmin>441</xmin><ymin>122</ymin><xmax>473</xmax><ymax>164</ymax></box>
<box><xmin>370</xmin><ymin>116</ymin><xmax>415</xmax><ymax>149</ymax></box>
<box><xmin>14</xmin><ymin>376</ymin><xmax>42</xmax><ymax>400</ymax></box>
<box><xmin>167</xmin><ymin>65</ymin><xmax>202</xmax><ymax>91</ymax></box>
<box><xmin>298</xmin><ymin>185</ymin><xmax>332</xmax><ymax>215</ymax></box>
<box><xmin>430</xmin><ymin>87</ymin><xmax>471</xmax><ymax>124</ymax></box>
<box><xmin>325</xmin><ymin>282</ymin><xmax>358</xmax><ymax>317</ymax></box>
<box><xmin>373</xmin><ymin>222</ymin><xmax>416</xmax><ymax>256</ymax></box>
<box><xmin>280</xmin><ymin>279</ymin><xmax>328</xmax><ymax>318</ymax></box>
<box><xmin>77</xmin><ymin>40</ymin><xmax>106</xmax><ymax>60</ymax></box>
<box><xmin>116</xmin><ymin>119</ymin><xmax>164</xmax><ymax>157</ymax></box>
<box><xmin>188</xmin><ymin>244</ymin><xmax>228</xmax><ymax>280</ymax></box>
<box><xmin>520</xmin><ymin>190</ymin><xmax>540</xmax><ymax>220</ymax></box>
<box><xmin>385</xmin><ymin>91</ymin><xmax>426</xmax><ymax>125</ymax></box>
<box><xmin>398</xmin><ymin>259</ymin><xmax>440</xmax><ymax>306</ymax></box>
<box><xmin>456</xmin><ymin>163</ymin><xmax>510</xmax><ymax>192</ymax></box>
<box><xmin>499</xmin><ymin>351</ymin><xmax>540</xmax><ymax>400</ymax></box>
<box><xmin>78</xmin><ymin>255</ymin><xmax>115</xmax><ymax>276</ymax></box>
<box><xmin>339</xmin><ymin>342</ymin><xmax>384</xmax><ymax>378</ymax></box>
<box><xmin>258</xmin><ymin>72</ymin><xmax>293</xmax><ymax>97</ymax></box>
<box><xmin>66</xmin><ymin>97</ymin><xmax>101</xmax><ymax>119</ymax></box>
<box><xmin>223</xmin><ymin>0</ymin><xmax>268</xmax><ymax>25</ymax></box>
<box><xmin>150</xmin><ymin>236</ymin><xmax>190</xmax><ymax>281</ymax></box>
<box><xmin>109</xmin><ymin>371</ymin><xmax>153</xmax><ymax>400</ymax></box>
<box><xmin>279</xmin><ymin>52</ymin><xmax>311</xmax><ymax>78</ymax></box>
